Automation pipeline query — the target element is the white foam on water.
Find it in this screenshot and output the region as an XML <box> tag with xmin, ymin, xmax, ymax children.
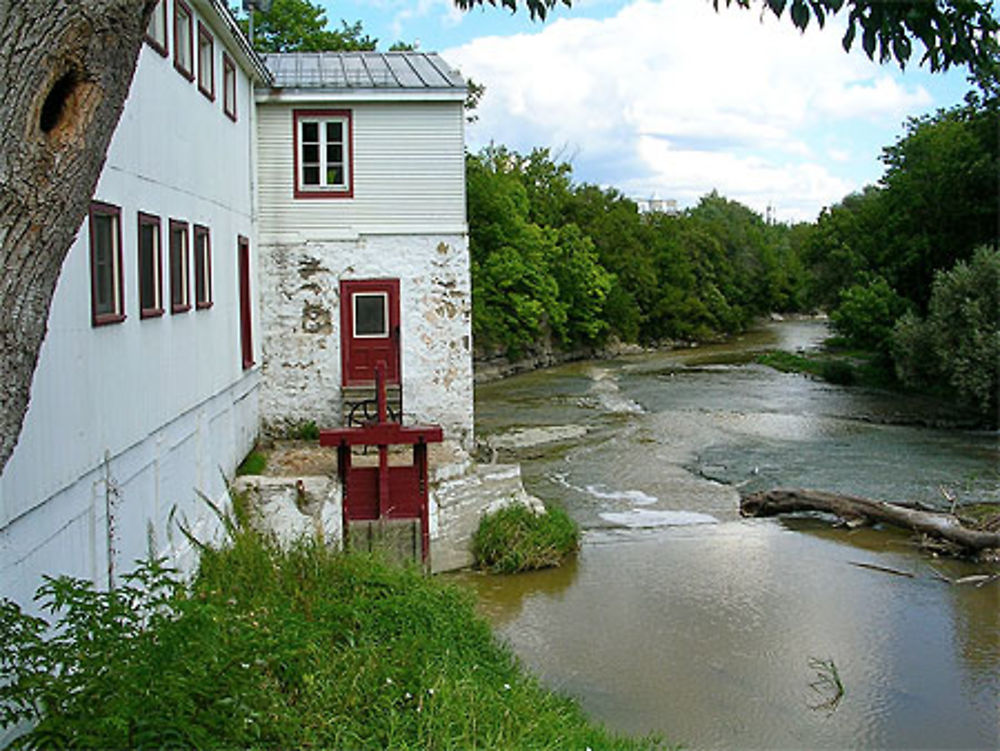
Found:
<box><xmin>599</xmin><ymin>509</ymin><xmax>719</xmax><ymax>528</ymax></box>
<box><xmin>585</xmin><ymin>484</ymin><xmax>659</xmax><ymax>505</ymax></box>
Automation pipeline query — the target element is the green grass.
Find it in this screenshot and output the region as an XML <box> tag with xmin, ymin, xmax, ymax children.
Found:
<box><xmin>286</xmin><ymin>420</ymin><xmax>320</xmax><ymax>441</ymax></box>
<box><xmin>1</xmin><ymin>523</ymin><xmax>657</xmax><ymax>749</ymax></box>
<box><xmin>473</xmin><ymin>503</ymin><xmax>580</xmax><ymax>574</ymax></box>
<box><xmin>756</xmin><ymin>347</ymin><xmax>896</xmax><ymax>389</ymax></box>
<box><xmin>236</xmin><ymin>448</ymin><xmax>267</xmax><ymax>476</ymax></box>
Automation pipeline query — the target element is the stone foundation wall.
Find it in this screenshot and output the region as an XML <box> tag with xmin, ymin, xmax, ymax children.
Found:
<box><xmin>258</xmin><ymin>233</ymin><xmax>474</xmax><ymax>450</ymax></box>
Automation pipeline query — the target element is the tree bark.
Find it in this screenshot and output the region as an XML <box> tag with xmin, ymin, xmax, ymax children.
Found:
<box><xmin>741</xmin><ymin>488</ymin><xmax>1000</xmax><ymax>553</ymax></box>
<box><xmin>0</xmin><ymin>0</ymin><xmax>157</xmax><ymax>475</ymax></box>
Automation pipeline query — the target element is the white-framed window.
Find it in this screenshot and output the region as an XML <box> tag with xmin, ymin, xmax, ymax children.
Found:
<box><xmin>353</xmin><ymin>292</ymin><xmax>389</xmax><ymax>338</ymax></box>
<box><xmin>223</xmin><ymin>52</ymin><xmax>237</xmax><ymax>121</ymax></box>
<box><xmin>145</xmin><ymin>0</ymin><xmax>168</xmax><ymax>56</ymax></box>
<box><xmin>89</xmin><ymin>202</ymin><xmax>126</xmax><ymax>326</ymax></box>
<box><xmin>194</xmin><ymin>224</ymin><xmax>212</xmax><ymax>309</ymax></box>
<box><xmin>197</xmin><ymin>21</ymin><xmax>214</xmax><ymax>100</ymax></box>
<box><xmin>174</xmin><ymin>0</ymin><xmax>194</xmax><ymax>81</ymax></box>
<box><xmin>169</xmin><ymin>219</ymin><xmax>191</xmax><ymax>313</ymax></box>
<box><xmin>138</xmin><ymin>212</ymin><xmax>164</xmax><ymax>318</ymax></box>
<box><xmin>293</xmin><ymin>109</ymin><xmax>353</xmax><ymax>199</ymax></box>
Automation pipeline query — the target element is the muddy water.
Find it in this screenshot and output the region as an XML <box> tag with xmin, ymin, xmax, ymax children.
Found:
<box><xmin>463</xmin><ymin>321</ymin><xmax>1000</xmax><ymax>749</ymax></box>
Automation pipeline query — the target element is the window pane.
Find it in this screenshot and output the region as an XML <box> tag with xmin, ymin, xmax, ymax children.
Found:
<box><xmin>94</xmin><ymin>215</ymin><xmax>115</xmax><ymax>315</ymax></box>
<box><xmin>147</xmin><ymin>0</ymin><xmax>166</xmax><ymax>46</ymax></box>
<box><xmin>195</xmin><ymin>228</ymin><xmax>210</xmax><ymax>305</ymax></box>
<box><xmin>176</xmin><ymin>6</ymin><xmax>191</xmax><ymax>71</ymax></box>
<box><xmin>327</xmin><ymin>121</ymin><xmax>343</xmax><ymax>142</ymax></box>
<box><xmin>302</xmin><ymin>144</ymin><xmax>319</xmax><ymax>164</ymax></box>
<box><xmin>171</xmin><ymin>227</ymin><xmax>187</xmax><ymax>307</ymax></box>
<box><xmin>354</xmin><ymin>294</ymin><xmax>387</xmax><ymax>337</ymax></box>
<box><xmin>198</xmin><ymin>32</ymin><xmax>213</xmax><ymax>91</ymax></box>
<box><xmin>302</xmin><ymin>122</ymin><xmax>318</xmax><ymax>142</ymax></box>
<box><xmin>327</xmin><ymin>144</ymin><xmax>343</xmax><ymax>164</ymax></box>
<box><xmin>139</xmin><ymin>222</ymin><xmax>158</xmax><ymax>310</ymax></box>
<box><xmin>224</xmin><ymin>59</ymin><xmax>237</xmax><ymax>118</ymax></box>
<box><xmin>303</xmin><ymin>166</ymin><xmax>320</xmax><ymax>185</ymax></box>
<box><xmin>327</xmin><ymin>165</ymin><xmax>344</xmax><ymax>186</ymax></box>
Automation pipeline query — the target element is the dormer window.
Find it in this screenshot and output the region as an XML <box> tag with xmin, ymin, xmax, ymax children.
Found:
<box><xmin>293</xmin><ymin>109</ymin><xmax>353</xmax><ymax>199</ymax></box>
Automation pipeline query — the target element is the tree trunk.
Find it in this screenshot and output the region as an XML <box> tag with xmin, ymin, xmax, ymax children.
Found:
<box><xmin>0</xmin><ymin>0</ymin><xmax>157</xmax><ymax>475</ymax></box>
<box><xmin>741</xmin><ymin>488</ymin><xmax>1000</xmax><ymax>553</ymax></box>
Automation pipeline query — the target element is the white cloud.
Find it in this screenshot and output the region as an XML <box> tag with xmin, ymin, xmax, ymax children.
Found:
<box><xmin>388</xmin><ymin>0</ymin><xmax>464</xmax><ymax>42</ymax></box>
<box><xmin>445</xmin><ymin>0</ymin><xmax>936</xmax><ymax>222</ymax></box>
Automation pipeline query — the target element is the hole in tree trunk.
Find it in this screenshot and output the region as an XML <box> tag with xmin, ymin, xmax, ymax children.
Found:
<box><xmin>40</xmin><ymin>71</ymin><xmax>79</xmax><ymax>134</ymax></box>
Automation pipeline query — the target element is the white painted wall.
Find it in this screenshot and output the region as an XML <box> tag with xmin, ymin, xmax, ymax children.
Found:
<box><xmin>0</xmin><ymin>7</ymin><xmax>261</xmax><ymax>613</ymax></box>
<box><xmin>256</xmin><ymin>100</ymin><xmax>467</xmax><ymax>242</ymax></box>
<box><xmin>258</xmin><ymin>234</ymin><xmax>474</xmax><ymax>449</ymax></box>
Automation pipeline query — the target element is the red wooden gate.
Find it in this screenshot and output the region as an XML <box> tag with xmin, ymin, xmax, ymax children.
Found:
<box><xmin>320</xmin><ymin>363</ymin><xmax>442</xmax><ymax>563</ymax></box>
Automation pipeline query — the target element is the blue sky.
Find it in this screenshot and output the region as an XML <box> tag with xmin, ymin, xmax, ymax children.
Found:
<box><xmin>318</xmin><ymin>0</ymin><xmax>973</xmax><ymax>222</ymax></box>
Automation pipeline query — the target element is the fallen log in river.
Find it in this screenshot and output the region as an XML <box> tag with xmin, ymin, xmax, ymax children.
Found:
<box><xmin>740</xmin><ymin>488</ymin><xmax>1000</xmax><ymax>558</ymax></box>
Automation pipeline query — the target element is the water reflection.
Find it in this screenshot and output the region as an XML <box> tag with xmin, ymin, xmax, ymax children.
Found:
<box><xmin>470</xmin><ymin>321</ymin><xmax>1000</xmax><ymax>750</ymax></box>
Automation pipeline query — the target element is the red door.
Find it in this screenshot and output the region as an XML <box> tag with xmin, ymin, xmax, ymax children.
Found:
<box><xmin>340</xmin><ymin>279</ymin><xmax>400</xmax><ymax>385</ymax></box>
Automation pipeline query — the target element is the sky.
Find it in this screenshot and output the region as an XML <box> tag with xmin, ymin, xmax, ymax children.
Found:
<box><xmin>319</xmin><ymin>0</ymin><xmax>974</xmax><ymax>223</ymax></box>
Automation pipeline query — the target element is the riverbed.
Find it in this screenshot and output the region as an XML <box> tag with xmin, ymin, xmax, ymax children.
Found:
<box><xmin>461</xmin><ymin>321</ymin><xmax>999</xmax><ymax>750</ymax></box>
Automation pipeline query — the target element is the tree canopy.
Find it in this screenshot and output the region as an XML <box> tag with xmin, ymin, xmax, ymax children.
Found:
<box><xmin>235</xmin><ymin>0</ymin><xmax>376</xmax><ymax>52</ymax></box>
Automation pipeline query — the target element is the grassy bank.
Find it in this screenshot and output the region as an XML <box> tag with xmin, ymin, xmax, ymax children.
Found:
<box><xmin>755</xmin><ymin>344</ymin><xmax>896</xmax><ymax>389</ymax></box>
<box><xmin>1</xmin><ymin>523</ymin><xmax>658</xmax><ymax>749</ymax></box>
<box><xmin>473</xmin><ymin>503</ymin><xmax>580</xmax><ymax>574</ymax></box>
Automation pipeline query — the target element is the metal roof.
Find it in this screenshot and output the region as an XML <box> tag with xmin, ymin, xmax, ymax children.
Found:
<box><xmin>263</xmin><ymin>52</ymin><xmax>466</xmax><ymax>92</ymax></box>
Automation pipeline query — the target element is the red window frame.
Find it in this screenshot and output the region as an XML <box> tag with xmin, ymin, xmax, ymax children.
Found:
<box><xmin>145</xmin><ymin>0</ymin><xmax>168</xmax><ymax>57</ymax></box>
<box><xmin>194</xmin><ymin>224</ymin><xmax>213</xmax><ymax>309</ymax></box>
<box><xmin>89</xmin><ymin>201</ymin><xmax>126</xmax><ymax>327</ymax></box>
<box><xmin>292</xmin><ymin>109</ymin><xmax>354</xmax><ymax>199</ymax></box>
<box><xmin>238</xmin><ymin>236</ymin><xmax>254</xmax><ymax>370</ymax></box>
<box><xmin>222</xmin><ymin>52</ymin><xmax>237</xmax><ymax>121</ymax></box>
<box><xmin>173</xmin><ymin>0</ymin><xmax>194</xmax><ymax>82</ymax></box>
<box><xmin>197</xmin><ymin>21</ymin><xmax>215</xmax><ymax>100</ymax></box>
<box><xmin>169</xmin><ymin>219</ymin><xmax>191</xmax><ymax>313</ymax></box>
<box><xmin>138</xmin><ymin>212</ymin><xmax>164</xmax><ymax>319</ymax></box>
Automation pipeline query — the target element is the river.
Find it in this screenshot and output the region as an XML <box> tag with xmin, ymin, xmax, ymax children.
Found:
<box><xmin>461</xmin><ymin>320</ymin><xmax>999</xmax><ymax>750</ymax></box>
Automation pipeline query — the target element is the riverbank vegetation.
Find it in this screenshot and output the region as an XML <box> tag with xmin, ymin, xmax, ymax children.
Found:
<box><xmin>0</xmin><ymin>522</ymin><xmax>657</xmax><ymax>749</ymax></box>
<box><xmin>473</xmin><ymin>503</ymin><xmax>580</xmax><ymax>573</ymax></box>
<box><xmin>469</xmin><ymin>84</ymin><xmax>998</xmax><ymax>426</ymax></box>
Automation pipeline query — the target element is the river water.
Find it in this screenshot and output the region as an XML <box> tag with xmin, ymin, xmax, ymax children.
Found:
<box><xmin>462</xmin><ymin>321</ymin><xmax>999</xmax><ymax>750</ymax></box>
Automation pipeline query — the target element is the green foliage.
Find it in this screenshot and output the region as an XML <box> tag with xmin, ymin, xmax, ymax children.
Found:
<box><xmin>829</xmin><ymin>276</ymin><xmax>910</xmax><ymax>351</ymax></box>
<box><xmin>2</xmin><ymin>531</ymin><xmax>656</xmax><ymax>749</ymax></box>
<box><xmin>803</xmin><ymin>94</ymin><xmax>999</xmax><ymax>316</ymax></box>
<box><xmin>892</xmin><ymin>246</ymin><xmax>1000</xmax><ymax>424</ymax></box>
<box><xmin>235</xmin><ymin>0</ymin><xmax>376</xmax><ymax>52</ymax></box>
<box><xmin>286</xmin><ymin>419</ymin><xmax>320</xmax><ymax>441</ymax></box>
<box><xmin>467</xmin><ymin>147</ymin><xmax>810</xmax><ymax>355</ymax></box>
<box><xmin>473</xmin><ymin>503</ymin><xmax>580</xmax><ymax>574</ymax></box>
<box><xmin>878</xmin><ymin>96</ymin><xmax>999</xmax><ymax>309</ymax></box>
<box><xmin>236</xmin><ymin>448</ymin><xmax>267</xmax><ymax>475</ymax></box>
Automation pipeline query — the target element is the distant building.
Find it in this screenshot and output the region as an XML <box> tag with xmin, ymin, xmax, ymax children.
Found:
<box><xmin>635</xmin><ymin>196</ymin><xmax>680</xmax><ymax>216</ymax></box>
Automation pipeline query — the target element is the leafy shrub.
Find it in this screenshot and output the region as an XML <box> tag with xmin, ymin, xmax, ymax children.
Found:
<box><xmin>473</xmin><ymin>503</ymin><xmax>580</xmax><ymax>574</ymax></box>
<box><xmin>1</xmin><ymin>528</ymin><xmax>652</xmax><ymax>749</ymax></box>
<box><xmin>892</xmin><ymin>245</ymin><xmax>1000</xmax><ymax>424</ymax></box>
<box><xmin>819</xmin><ymin>359</ymin><xmax>856</xmax><ymax>385</ymax></box>
<box><xmin>829</xmin><ymin>275</ymin><xmax>909</xmax><ymax>351</ymax></box>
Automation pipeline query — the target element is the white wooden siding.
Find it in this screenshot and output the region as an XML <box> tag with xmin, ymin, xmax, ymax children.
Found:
<box><xmin>257</xmin><ymin>101</ymin><xmax>467</xmax><ymax>240</ymax></box>
<box><xmin>0</xmin><ymin>9</ymin><xmax>261</xmax><ymax>613</ymax></box>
